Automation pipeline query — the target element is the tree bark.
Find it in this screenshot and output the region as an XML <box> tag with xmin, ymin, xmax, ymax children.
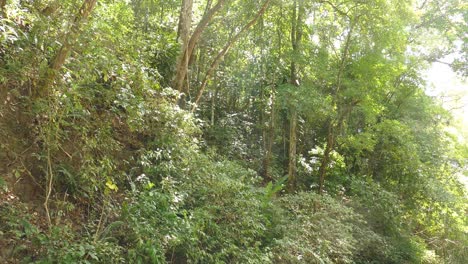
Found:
<box><xmin>192</xmin><ymin>0</ymin><xmax>272</xmax><ymax>112</ymax></box>
<box><xmin>177</xmin><ymin>0</ymin><xmax>193</xmax><ymax>41</ymax></box>
<box><xmin>318</xmin><ymin>123</ymin><xmax>334</xmax><ymax>195</ymax></box>
<box><xmin>210</xmin><ymin>75</ymin><xmax>219</xmax><ymax>126</ymax></box>
<box><xmin>0</xmin><ymin>0</ymin><xmax>6</xmax><ymax>17</ymax></box>
<box><xmin>174</xmin><ymin>0</ymin><xmax>193</xmax><ymax>104</ymax></box>
<box><xmin>262</xmin><ymin>89</ymin><xmax>275</xmax><ymax>180</ymax></box>
<box><xmin>35</xmin><ymin>0</ymin><xmax>97</xmax><ymax>98</ymax></box>
<box><xmin>287</xmin><ymin>106</ymin><xmax>297</xmax><ymax>192</ymax></box>
<box><xmin>173</xmin><ymin>0</ymin><xmax>227</xmax><ymax>94</ymax></box>
<box><xmin>287</xmin><ymin>0</ymin><xmax>304</xmax><ymax>192</ymax></box>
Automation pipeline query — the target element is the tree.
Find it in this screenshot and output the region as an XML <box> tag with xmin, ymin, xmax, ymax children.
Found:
<box><xmin>36</xmin><ymin>0</ymin><xmax>97</xmax><ymax>98</ymax></box>
<box><xmin>192</xmin><ymin>0</ymin><xmax>272</xmax><ymax>111</ymax></box>
<box><xmin>286</xmin><ymin>0</ymin><xmax>305</xmax><ymax>192</ymax></box>
<box><xmin>173</xmin><ymin>0</ymin><xmax>227</xmax><ymax>95</ymax></box>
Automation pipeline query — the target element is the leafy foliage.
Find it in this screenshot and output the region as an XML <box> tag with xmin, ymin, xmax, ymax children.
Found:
<box><xmin>1</xmin><ymin>0</ymin><xmax>467</xmax><ymax>263</ymax></box>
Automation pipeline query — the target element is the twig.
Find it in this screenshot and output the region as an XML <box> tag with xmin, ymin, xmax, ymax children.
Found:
<box><xmin>94</xmin><ymin>199</ymin><xmax>107</xmax><ymax>243</ymax></box>
<box><xmin>44</xmin><ymin>147</ymin><xmax>54</xmax><ymax>229</ymax></box>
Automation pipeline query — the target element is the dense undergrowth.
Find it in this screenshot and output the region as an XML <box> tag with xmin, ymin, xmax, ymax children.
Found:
<box><xmin>1</xmin><ymin>0</ymin><xmax>467</xmax><ymax>263</ymax></box>
<box><xmin>1</xmin><ymin>86</ymin><xmax>465</xmax><ymax>262</ymax></box>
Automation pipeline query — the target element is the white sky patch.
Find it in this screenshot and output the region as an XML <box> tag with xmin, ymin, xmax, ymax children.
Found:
<box><xmin>424</xmin><ymin>61</ymin><xmax>468</xmax><ymax>131</ymax></box>
<box><xmin>424</xmin><ymin>60</ymin><xmax>468</xmax><ymax>190</ymax></box>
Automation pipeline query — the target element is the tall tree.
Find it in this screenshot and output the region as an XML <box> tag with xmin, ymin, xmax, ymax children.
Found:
<box><xmin>173</xmin><ymin>0</ymin><xmax>227</xmax><ymax>95</ymax></box>
<box><xmin>287</xmin><ymin>0</ymin><xmax>304</xmax><ymax>192</ymax></box>
<box><xmin>35</xmin><ymin>0</ymin><xmax>97</xmax><ymax>98</ymax></box>
<box><xmin>192</xmin><ymin>0</ymin><xmax>272</xmax><ymax>111</ymax></box>
<box><xmin>317</xmin><ymin>17</ymin><xmax>356</xmax><ymax>194</ymax></box>
<box><xmin>31</xmin><ymin>0</ymin><xmax>98</xmax><ymax>228</ymax></box>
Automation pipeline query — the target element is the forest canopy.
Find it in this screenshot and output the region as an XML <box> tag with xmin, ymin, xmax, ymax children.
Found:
<box><xmin>0</xmin><ymin>0</ymin><xmax>467</xmax><ymax>263</ymax></box>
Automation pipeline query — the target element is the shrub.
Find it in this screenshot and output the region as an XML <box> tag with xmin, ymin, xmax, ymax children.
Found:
<box><xmin>272</xmin><ymin>192</ymin><xmax>384</xmax><ymax>264</ymax></box>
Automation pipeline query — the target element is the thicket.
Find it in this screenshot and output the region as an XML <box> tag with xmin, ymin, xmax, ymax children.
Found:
<box><xmin>1</xmin><ymin>0</ymin><xmax>467</xmax><ymax>263</ymax></box>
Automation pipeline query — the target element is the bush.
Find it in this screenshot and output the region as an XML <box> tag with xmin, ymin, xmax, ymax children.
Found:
<box><xmin>272</xmin><ymin>192</ymin><xmax>384</xmax><ymax>264</ymax></box>
<box><xmin>121</xmin><ymin>189</ymin><xmax>180</xmax><ymax>263</ymax></box>
<box><xmin>0</xmin><ymin>200</ymin><xmax>123</xmax><ymax>263</ymax></box>
<box><xmin>123</xmin><ymin>154</ymin><xmax>279</xmax><ymax>263</ymax></box>
<box><xmin>178</xmin><ymin>159</ymin><xmax>276</xmax><ymax>263</ymax></box>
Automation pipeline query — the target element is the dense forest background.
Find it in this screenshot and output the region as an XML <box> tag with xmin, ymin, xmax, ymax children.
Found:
<box><xmin>0</xmin><ymin>0</ymin><xmax>467</xmax><ymax>263</ymax></box>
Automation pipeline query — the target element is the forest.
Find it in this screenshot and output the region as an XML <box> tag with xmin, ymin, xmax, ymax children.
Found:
<box><xmin>0</xmin><ymin>0</ymin><xmax>467</xmax><ymax>263</ymax></box>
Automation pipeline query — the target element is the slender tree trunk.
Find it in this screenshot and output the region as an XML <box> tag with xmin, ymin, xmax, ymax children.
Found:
<box><xmin>262</xmin><ymin>90</ymin><xmax>275</xmax><ymax>180</ymax></box>
<box><xmin>287</xmin><ymin>106</ymin><xmax>297</xmax><ymax>192</ymax></box>
<box><xmin>283</xmin><ymin>118</ymin><xmax>287</xmax><ymax>162</ymax></box>
<box><xmin>177</xmin><ymin>0</ymin><xmax>193</xmax><ymax>41</ymax></box>
<box><xmin>196</xmin><ymin>49</ymin><xmax>203</xmax><ymax>85</ymax></box>
<box><xmin>210</xmin><ymin>76</ymin><xmax>219</xmax><ymax>126</ymax></box>
<box><xmin>318</xmin><ymin>123</ymin><xmax>334</xmax><ymax>194</ymax></box>
<box><xmin>35</xmin><ymin>0</ymin><xmax>97</xmax><ymax>98</ymax></box>
<box><xmin>317</xmin><ymin>19</ymin><xmax>356</xmax><ymax>195</ymax></box>
<box><xmin>175</xmin><ymin>0</ymin><xmax>193</xmax><ymax>97</ymax></box>
<box><xmin>33</xmin><ymin>0</ymin><xmax>97</xmax><ymax>227</ymax></box>
<box><xmin>211</xmin><ymin>92</ymin><xmax>215</xmax><ymax>126</ymax></box>
<box><xmin>262</xmin><ymin>129</ymin><xmax>268</xmax><ymax>176</ymax></box>
<box><xmin>287</xmin><ymin>0</ymin><xmax>304</xmax><ymax>192</ymax></box>
<box><xmin>0</xmin><ymin>0</ymin><xmax>6</xmax><ymax>17</ymax></box>
<box><xmin>191</xmin><ymin>0</ymin><xmax>272</xmax><ymax>111</ymax></box>
<box><xmin>173</xmin><ymin>0</ymin><xmax>227</xmax><ymax>94</ymax></box>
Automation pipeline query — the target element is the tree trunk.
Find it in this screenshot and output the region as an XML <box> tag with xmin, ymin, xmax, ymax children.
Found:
<box><xmin>35</xmin><ymin>0</ymin><xmax>97</xmax><ymax>98</ymax></box>
<box><xmin>287</xmin><ymin>106</ymin><xmax>297</xmax><ymax>192</ymax></box>
<box><xmin>33</xmin><ymin>0</ymin><xmax>97</xmax><ymax>228</ymax></box>
<box><xmin>317</xmin><ymin>19</ymin><xmax>356</xmax><ymax>195</ymax></box>
<box><xmin>262</xmin><ymin>90</ymin><xmax>275</xmax><ymax>180</ymax></box>
<box><xmin>0</xmin><ymin>0</ymin><xmax>6</xmax><ymax>17</ymax></box>
<box><xmin>173</xmin><ymin>0</ymin><xmax>227</xmax><ymax>94</ymax></box>
<box><xmin>287</xmin><ymin>0</ymin><xmax>304</xmax><ymax>192</ymax></box>
<box><xmin>175</xmin><ymin>0</ymin><xmax>193</xmax><ymax>98</ymax></box>
<box><xmin>210</xmin><ymin>75</ymin><xmax>219</xmax><ymax>126</ymax></box>
<box><xmin>318</xmin><ymin>123</ymin><xmax>334</xmax><ymax>195</ymax></box>
<box><xmin>191</xmin><ymin>0</ymin><xmax>272</xmax><ymax>111</ymax></box>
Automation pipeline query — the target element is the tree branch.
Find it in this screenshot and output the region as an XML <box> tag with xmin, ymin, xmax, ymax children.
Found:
<box><xmin>173</xmin><ymin>0</ymin><xmax>228</xmax><ymax>93</ymax></box>
<box><xmin>191</xmin><ymin>0</ymin><xmax>272</xmax><ymax>112</ymax></box>
<box><xmin>35</xmin><ymin>0</ymin><xmax>97</xmax><ymax>98</ymax></box>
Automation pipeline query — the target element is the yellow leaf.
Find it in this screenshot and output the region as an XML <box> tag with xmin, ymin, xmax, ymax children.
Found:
<box><xmin>145</xmin><ymin>182</ymin><xmax>155</xmax><ymax>190</ymax></box>
<box><xmin>106</xmin><ymin>180</ymin><xmax>118</xmax><ymax>192</ymax></box>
